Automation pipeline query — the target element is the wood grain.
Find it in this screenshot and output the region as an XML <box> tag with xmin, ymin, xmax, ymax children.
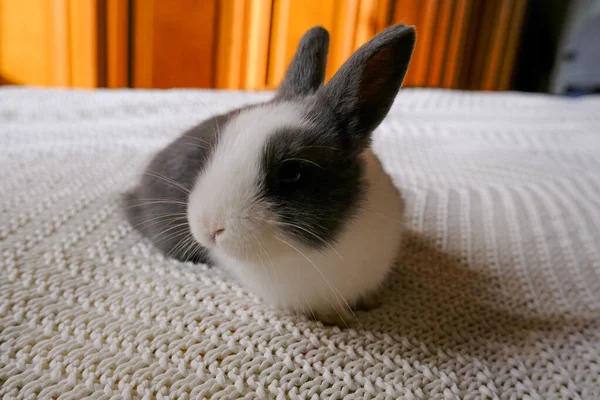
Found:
<box><xmin>458</xmin><ymin>0</ymin><xmax>483</xmax><ymax>89</ymax></box>
<box><xmin>107</xmin><ymin>0</ymin><xmax>129</xmax><ymax>88</ymax></box>
<box><xmin>327</xmin><ymin>0</ymin><xmax>359</xmax><ymax>81</ymax></box>
<box><xmin>267</xmin><ymin>0</ymin><xmax>337</xmax><ymax>88</ymax></box>
<box><xmin>132</xmin><ymin>0</ymin><xmax>217</xmax><ymax>88</ymax></box>
<box><xmin>427</xmin><ymin>0</ymin><xmax>453</xmax><ymax>87</ymax></box>
<box><xmin>0</xmin><ymin>0</ymin><xmax>528</xmax><ymax>91</ymax></box>
<box><xmin>132</xmin><ymin>0</ymin><xmax>153</xmax><ymax>88</ymax></box>
<box><xmin>51</xmin><ymin>0</ymin><xmax>70</xmax><ymax>86</ymax></box>
<box><xmin>67</xmin><ymin>0</ymin><xmax>100</xmax><ymax>88</ymax></box>
<box><xmin>482</xmin><ymin>0</ymin><xmax>514</xmax><ymax>90</ymax></box>
<box><xmin>467</xmin><ymin>0</ymin><xmax>498</xmax><ymax>89</ymax></box>
<box><xmin>498</xmin><ymin>0</ymin><xmax>527</xmax><ymax>90</ymax></box>
<box><xmin>215</xmin><ymin>0</ymin><xmax>246</xmax><ymax>89</ymax></box>
<box><xmin>216</xmin><ymin>0</ymin><xmax>272</xmax><ymax>90</ymax></box>
<box><xmin>353</xmin><ymin>0</ymin><xmax>391</xmax><ymax>50</ymax></box>
<box><xmin>442</xmin><ymin>0</ymin><xmax>472</xmax><ymax>88</ymax></box>
<box><xmin>0</xmin><ymin>0</ymin><xmax>100</xmax><ymax>87</ymax></box>
<box><xmin>391</xmin><ymin>0</ymin><xmax>421</xmax><ymax>86</ymax></box>
<box><xmin>241</xmin><ymin>0</ymin><xmax>272</xmax><ymax>89</ymax></box>
<box><xmin>412</xmin><ymin>0</ymin><xmax>438</xmax><ymax>87</ymax></box>
<box><xmin>0</xmin><ymin>0</ymin><xmax>57</xmax><ymax>85</ymax></box>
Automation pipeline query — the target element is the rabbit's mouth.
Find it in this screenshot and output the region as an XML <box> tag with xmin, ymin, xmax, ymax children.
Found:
<box><xmin>186</xmin><ymin>209</ymin><xmax>274</xmax><ymax>260</ymax></box>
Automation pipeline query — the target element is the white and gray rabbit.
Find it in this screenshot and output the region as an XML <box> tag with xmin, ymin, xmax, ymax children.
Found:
<box><xmin>124</xmin><ymin>24</ymin><xmax>416</xmax><ymax>325</ymax></box>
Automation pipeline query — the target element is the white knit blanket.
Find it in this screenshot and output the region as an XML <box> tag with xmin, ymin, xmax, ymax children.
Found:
<box><xmin>1</xmin><ymin>87</ymin><xmax>599</xmax><ymax>399</ymax></box>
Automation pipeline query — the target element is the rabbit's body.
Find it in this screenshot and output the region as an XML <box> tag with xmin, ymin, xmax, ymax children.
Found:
<box><xmin>124</xmin><ymin>24</ymin><xmax>416</xmax><ymax>325</ymax></box>
<box><xmin>211</xmin><ymin>147</ymin><xmax>405</xmax><ymax>321</ymax></box>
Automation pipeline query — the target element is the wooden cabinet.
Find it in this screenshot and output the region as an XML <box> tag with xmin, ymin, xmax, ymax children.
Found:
<box><xmin>132</xmin><ymin>0</ymin><xmax>217</xmax><ymax>88</ymax></box>
<box><xmin>266</xmin><ymin>0</ymin><xmax>391</xmax><ymax>87</ymax></box>
<box><xmin>0</xmin><ymin>0</ymin><xmax>528</xmax><ymax>90</ymax></box>
<box><xmin>0</xmin><ymin>0</ymin><xmax>66</xmax><ymax>86</ymax></box>
<box><xmin>215</xmin><ymin>0</ymin><xmax>272</xmax><ymax>90</ymax></box>
<box><xmin>0</xmin><ymin>0</ymin><xmax>100</xmax><ymax>87</ymax></box>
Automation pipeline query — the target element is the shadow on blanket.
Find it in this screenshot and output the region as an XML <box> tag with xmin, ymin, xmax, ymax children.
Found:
<box><xmin>356</xmin><ymin>231</ymin><xmax>598</xmax><ymax>358</ymax></box>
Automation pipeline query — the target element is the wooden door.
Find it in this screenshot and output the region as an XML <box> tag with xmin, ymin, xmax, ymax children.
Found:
<box><xmin>267</xmin><ymin>0</ymin><xmax>391</xmax><ymax>89</ymax></box>
<box><xmin>131</xmin><ymin>0</ymin><xmax>218</xmax><ymax>88</ymax></box>
<box><xmin>0</xmin><ymin>0</ymin><xmax>70</xmax><ymax>86</ymax></box>
<box><xmin>0</xmin><ymin>0</ymin><xmax>528</xmax><ymax>90</ymax></box>
<box><xmin>0</xmin><ymin>0</ymin><xmax>101</xmax><ymax>88</ymax></box>
<box><xmin>214</xmin><ymin>0</ymin><xmax>272</xmax><ymax>90</ymax></box>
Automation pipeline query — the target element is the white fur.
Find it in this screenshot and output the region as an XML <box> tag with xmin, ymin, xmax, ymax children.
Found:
<box><xmin>188</xmin><ymin>102</ymin><xmax>404</xmax><ymax>319</ymax></box>
<box><xmin>212</xmin><ymin>149</ymin><xmax>404</xmax><ymax>317</ymax></box>
<box><xmin>188</xmin><ymin>102</ymin><xmax>305</xmax><ymax>257</ymax></box>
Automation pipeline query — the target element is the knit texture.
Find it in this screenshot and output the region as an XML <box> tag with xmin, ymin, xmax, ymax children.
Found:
<box><xmin>1</xmin><ymin>87</ymin><xmax>599</xmax><ymax>399</ymax></box>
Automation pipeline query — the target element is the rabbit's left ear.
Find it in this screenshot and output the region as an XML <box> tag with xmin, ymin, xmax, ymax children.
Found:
<box><xmin>318</xmin><ymin>24</ymin><xmax>416</xmax><ymax>149</ymax></box>
<box><xmin>276</xmin><ymin>26</ymin><xmax>330</xmax><ymax>98</ymax></box>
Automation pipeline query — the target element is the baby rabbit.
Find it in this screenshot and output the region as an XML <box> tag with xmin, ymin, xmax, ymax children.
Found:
<box><xmin>124</xmin><ymin>24</ymin><xmax>416</xmax><ymax>325</ymax></box>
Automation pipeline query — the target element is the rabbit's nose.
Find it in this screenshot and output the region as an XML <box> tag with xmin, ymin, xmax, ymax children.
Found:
<box><xmin>211</xmin><ymin>227</ymin><xmax>225</xmax><ymax>242</ymax></box>
<box><xmin>203</xmin><ymin>216</ymin><xmax>225</xmax><ymax>244</ymax></box>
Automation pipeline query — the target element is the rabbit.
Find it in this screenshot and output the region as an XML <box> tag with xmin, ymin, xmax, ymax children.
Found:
<box><xmin>123</xmin><ymin>23</ymin><xmax>416</xmax><ymax>325</ymax></box>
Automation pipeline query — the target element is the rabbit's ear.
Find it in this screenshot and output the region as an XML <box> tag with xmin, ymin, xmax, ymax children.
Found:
<box><xmin>319</xmin><ymin>24</ymin><xmax>416</xmax><ymax>149</ymax></box>
<box><xmin>276</xmin><ymin>26</ymin><xmax>330</xmax><ymax>98</ymax></box>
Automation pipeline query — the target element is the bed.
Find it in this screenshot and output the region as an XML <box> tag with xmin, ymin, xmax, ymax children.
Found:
<box><xmin>1</xmin><ymin>87</ymin><xmax>599</xmax><ymax>399</ymax></box>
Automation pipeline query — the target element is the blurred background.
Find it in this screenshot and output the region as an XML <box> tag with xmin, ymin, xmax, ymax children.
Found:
<box><xmin>0</xmin><ymin>0</ymin><xmax>598</xmax><ymax>94</ymax></box>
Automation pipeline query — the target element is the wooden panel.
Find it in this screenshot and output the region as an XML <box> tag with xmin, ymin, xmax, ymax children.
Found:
<box><xmin>327</xmin><ymin>0</ymin><xmax>359</xmax><ymax>81</ymax></box>
<box><xmin>391</xmin><ymin>0</ymin><xmax>421</xmax><ymax>87</ymax></box>
<box><xmin>392</xmin><ymin>0</ymin><xmax>527</xmax><ymax>90</ymax></box>
<box><xmin>0</xmin><ymin>0</ymin><xmax>101</xmax><ymax>87</ymax></box>
<box><xmin>132</xmin><ymin>0</ymin><xmax>217</xmax><ymax>88</ymax></box>
<box><xmin>412</xmin><ymin>0</ymin><xmax>438</xmax><ymax>86</ymax></box>
<box><xmin>0</xmin><ymin>0</ymin><xmax>527</xmax><ymax>90</ymax></box>
<box><xmin>0</xmin><ymin>0</ymin><xmax>67</xmax><ymax>86</ymax></box>
<box><xmin>267</xmin><ymin>0</ymin><xmax>337</xmax><ymax>88</ymax></box>
<box><xmin>466</xmin><ymin>0</ymin><xmax>498</xmax><ymax>89</ymax></box>
<box><xmin>392</xmin><ymin>0</ymin><xmax>420</xmax><ymax>25</ymax></box>
<box><xmin>458</xmin><ymin>0</ymin><xmax>527</xmax><ymax>90</ymax></box>
<box><xmin>216</xmin><ymin>0</ymin><xmax>272</xmax><ymax>90</ymax></box>
<box><xmin>481</xmin><ymin>0</ymin><xmax>514</xmax><ymax>90</ymax></box>
<box><xmin>441</xmin><ymin>0</ymin><xmax>472</xmax><ymax>88</ymax></box>
<box><xmin>458</xmin><ymin>0</ymin><xmax>484</xmax><ymax>89</ymax></box>
<box><xmin>51</xmin><ymin>0</ymin><xmax>71</xmax><ymax>86</ymax></box>
<box><xmin>132</xmin><ymin>0</ymin><xmax>153</xmax><ymax>88</ymax></box>
<box><xmin>498</xmin><ymin>0</ymin><xmax>527</xmax><ymax>90</ymax></box>
<box><xmin>241</xmin><ymin>0</ymin><xmax>272</xmax><ymax>89</ymax></box>
<box><xmin>353</xmin><ymin>0</ymin><xmax>391</xmax><ymax>50</ymax></box>
<box><xmin>426</xmin><ymin>0</ymin><xmax>453</xmax><ymax>87</ymax></box>
<box><xmin>267</xmin><ymin>0</ymin><xmax>390</xmax><ymax>87</ymax></box>
<box><xmin>215</xmin><ymin>0</ymin><xmax>246</xmax><ymax>89</ymax></box>
<box><xmin>107</xmin><ymin>0</ymin><xmax>129</xmax><ymax>88</ymax></box>
<box><xmin>374</xmin><ymin>0</ymin><xmax>392</xmax><ymax>31</ymax></box>
<box><xmin>67</xmin><ymin>0</ymin><xmax>101</xmax><ymax>88</ymax></box>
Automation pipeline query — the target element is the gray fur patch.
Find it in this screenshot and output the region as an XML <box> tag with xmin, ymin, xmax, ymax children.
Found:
<box><xmin>123</xmin><ymin>111</ymin><xmax>236</xmax><ymax>264</ymax></box>
<box><xmin>260</xmin><ymin>117</ymin><xmax>365</xmax><ymax>249</ymax></box>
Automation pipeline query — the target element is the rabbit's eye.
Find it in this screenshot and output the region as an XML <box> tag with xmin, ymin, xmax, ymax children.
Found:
<box><xmin>279</xmin><ymin>161</ymin><xmax>302</xmax><ymax>184</ymax></box>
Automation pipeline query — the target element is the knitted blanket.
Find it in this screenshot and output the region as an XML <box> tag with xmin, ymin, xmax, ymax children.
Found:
<box><xmin>1</xmin><ymin>87</ymin><xmax>599</xmax><ymax>399</ymax></box>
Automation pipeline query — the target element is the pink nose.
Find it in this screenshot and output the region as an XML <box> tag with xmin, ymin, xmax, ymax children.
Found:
<box><xmin>211</xmin><ymin>227</ymin><xmax>225</xmax><ymax>241</ymax></box>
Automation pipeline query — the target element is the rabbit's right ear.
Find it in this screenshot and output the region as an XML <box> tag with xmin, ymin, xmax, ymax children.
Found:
<box><xmin>276</xmin><ymin>26</ymin><xmax>330</xmax><ymax>99</ymax></box>
<box><xmin>318</xmin><ymin>24</ymin><xmax>416</xmax><ymax>150</ymax></box>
